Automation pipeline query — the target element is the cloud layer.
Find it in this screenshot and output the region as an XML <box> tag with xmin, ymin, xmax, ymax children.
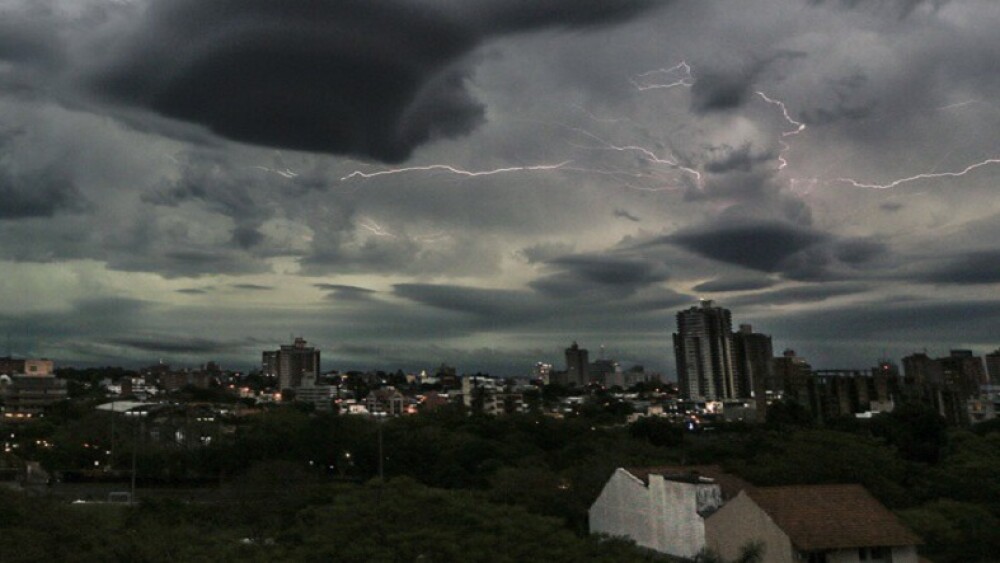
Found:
<box><xmin>1</xmin><ymin>0</ymin><xmax>999</xmax><ymax>374</ymax></box>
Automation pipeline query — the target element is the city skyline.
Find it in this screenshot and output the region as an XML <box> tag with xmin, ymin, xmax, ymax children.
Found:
<box><xmin>1</xmin><ymin>1</ymin><xmax>999</xmax><ymax>374</ymax></box>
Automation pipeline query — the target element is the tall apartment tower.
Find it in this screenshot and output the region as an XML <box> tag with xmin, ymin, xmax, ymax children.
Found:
<box><xmin>732</xmin><ymin>324</ymin><xmax>773</xmax><ymax>399</ymax></box>
<box><xmin>565</xmin><ymin>342</ymin><xmax>590</xmax><ymax>388</ymax></box>
<box><xmin>673</xmin><ymin>300</ymin><xmax>736</xmax><ymax>400</ymax></box>
<box><xmin>983</xmin><ymin>348</ymin><xmax>1000</xmax><ymax>385</ymax></box>
<box><xmin>263</xmin><ymin>337</ymin><xmax>321</xmax><ymax>392</ymax></box>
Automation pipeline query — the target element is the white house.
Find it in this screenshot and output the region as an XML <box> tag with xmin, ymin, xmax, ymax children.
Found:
<box><xmin>588</xmin><ymin>465</ymin><xmax>748</xmax><ymax>559</ymax></box>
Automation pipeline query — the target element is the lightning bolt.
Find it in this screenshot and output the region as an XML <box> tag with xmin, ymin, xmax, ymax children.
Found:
<box><xmin>837</xmin><ymin>158</ymin><xmax>1000</xmax><ymax>190</ymax></box>
<box><xmin>340</xmin><ymin>162</ymin><xmax>571</xmax><ymax>182</ymax></box>
<box><xmin>565</xmin><ymin>126</ymin><xmax>703</xmax><ymax>189</ymax></box>
<box><xmin>357</xmin><ymin>218</ymin><xmax>396</xmax><ymax>238</ymax></box>
<box><xmin>756</xmin><ymin>91</ymin><xmax>806</xmax><ymax>172</ymax></box>
<box><xmin>254</xmin><ymin>166</ymin><xmax>299</xmax><ymax>179</ymax></box>
<box><xmin>629</xmin><ymin>61</ymin><xmax>694</xmax><ymax>91</ymax></box>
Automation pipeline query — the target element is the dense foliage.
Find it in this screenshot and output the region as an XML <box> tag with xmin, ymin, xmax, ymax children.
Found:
<box><xmin>3</xmin><ymin>401</ymin><xmax>999</xmax><ymax>562</ymax></box>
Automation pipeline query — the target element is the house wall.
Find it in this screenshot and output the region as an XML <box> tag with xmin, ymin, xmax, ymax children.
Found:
<box><xmin>706</xmin><ymin>491</ymin><xmax>795</xmax><ymax>563</ymax></box>
<box><xmin>589</xmin><ymin>469</ymin><xmax>721</xmax><ymax>559</ymax></box>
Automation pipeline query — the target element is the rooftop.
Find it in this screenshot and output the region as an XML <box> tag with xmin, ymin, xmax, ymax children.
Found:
<box><xmin>624</xmin><ymin>465</ymin><xmax>750</xmax><ymax>499</ymax></box>
<box><xmin>745</xmin><ymin>484</ymin><xmax>922</xmax><ymax>551</ymax></box>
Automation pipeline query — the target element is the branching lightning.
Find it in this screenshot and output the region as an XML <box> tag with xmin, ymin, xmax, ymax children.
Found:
<box><xmin>357</xmin><ymin>218</ymin><xmax>396</xmax><ymax>238</ymax></box>
<box><xmin>340</xmin><ymin>162</ymin><xmax>571</xmax><ymax>182</ymax></box>
<box><xmin>338</xmin><ymin>56</ymin><xmax>993</xmax><ymax>205</ymax></box>
<box><xmin>254</xmin><ymin>166</ymin><xmax>299</xmax><ymax>179</ymax></box>
<box><xmin>756</xmin><ymin>91</ymin><xmax>806</xmax><ymax>171</ymax></box>
<box><xmin>837</xmin><ymin>158</ymin><xmax>1000</xmax><ymax>190</ymax></box>
<box><xmin>629</xmin><ymin>61</ymin><xmax>693</xmax><ymax>91</ymax></box>
<box><xmin>566</xmin><ymin>126</ymin><xmax>703</xmax><ymax>189</ymax></box>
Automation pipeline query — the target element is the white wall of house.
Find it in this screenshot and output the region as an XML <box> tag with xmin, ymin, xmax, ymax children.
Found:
<box><xmin>589</xmin><ymin>468</ymin><xmax>722</xmax><ymax>559</ymax></box>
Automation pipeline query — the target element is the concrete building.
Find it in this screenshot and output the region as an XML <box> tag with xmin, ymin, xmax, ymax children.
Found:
<box><xmin>589</xmin><ymin>465</ymin><xmax>748</xmax><ymax>559</ymax></box>
<box><xmin>564</xmin><ymin>342</ymin><xmax>589</xmax><ymax>388</ymax></box>
<box><xmin>0</xmin><ymin>357</ymin><xmax>25</xmax><ymax>375</ymax></box>
<box><xmin>673</xmin><ymin>300</ymin><xmax>736</xmax><ymax>400</ymax></box>
<box><xmin>461</xmin><ymin>375</ymin><xmax>525</xmax><ymax>416</ymax></box>
<box><xmin>1</xmin><ymin>373</ymin><xmax>67</xmax><ymax>420</ymax></box>
<box><xmin>771</xmin><ymin>349</ymin><xmax>812</xmax><ymax>402</ymax></box>
<box><xmin>365</xmin><ymin>387</ymin><xmax>405</xmax><ymax>417</ymax></box>
<box><xmin>733</xmin><ymin>324</ymin><xmax>773</xmax><ymax>403</ymax></box>
<box><xmin>263</xmin><ymin>337</ymin><xmax>320</xmax><ymax>392</ymax></box>
<box><xmin>706</xmin><ymin>485</ymin><xmax>921</xmax><ymax>563</ymax></box>
<box><xmin>986</xmin><ymin>348</ymin><xmax>1000</xmax><ymax>384</ymax></box>
<box><xmin>293</xmin><ymin>374</ymin><xmax>336</xmax><ymax>411</ymax></box>
<box><xmin>902</xmin><ymin>350</ymin><xmax>988</xmax><ymax>426</ymax></box>
<box><xmin>532</xmin><ymin>362</ymin><xmax>552</xmax><ymax>385</ymax></box>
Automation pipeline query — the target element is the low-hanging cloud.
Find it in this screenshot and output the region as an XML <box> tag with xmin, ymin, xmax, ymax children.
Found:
<box><xmin>87</xmin><ymin>0</ymin><xmax>662</xmax><ymax>162</ymax></box>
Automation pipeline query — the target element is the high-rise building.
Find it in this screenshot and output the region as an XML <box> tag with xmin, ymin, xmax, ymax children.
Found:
<box><xmin>771</xmin><ymin>349</ymin><xmax>812</xmax><ymax>402</ymax></box>
<box><xmin>673</xmin><ymin>300</ymin><xmax>736</xmax><ymax>400</ymax></box>
<box><xmin>532</xmin><ymin>362</ymin><xmax>553</xmax><ymax>385</ymax></box>
<box><xmin>263</xmin><ymin>337</ymin><xmax>320</xmax><ymax>392</ymax></box>
<box><xmin>939</xmin><ymin>350</ymin><xmax>987</xmax><ymax>398</ymax></box>
<box><xmin>987</xmin><ymin>348</ymin><xmax>1000</xmax><ymax>385</ymax></box>
<box><xmin>565</xmin><ymin>342</ymin><xmax>589</xmax><ymax>388</ymax></box>
<box><xmin>732</xmin><ymin>324</ymin><xmax>773</xmax><ymax>400</ymax></box>
<box><xmin>902</xmin><ymin>350</ymin><xmax>986</xmax><ymax>426</ymax></box>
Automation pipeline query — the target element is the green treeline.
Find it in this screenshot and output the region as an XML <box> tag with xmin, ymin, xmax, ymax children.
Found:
<box><xmin>3</xmin><ymin>402</ymin><xmax>1000</xmax><ymax>562</ymax></box>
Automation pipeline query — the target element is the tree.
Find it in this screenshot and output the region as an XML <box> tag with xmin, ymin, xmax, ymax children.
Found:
<box><xmin>871</xmin><ymin>402</ymin><xmax>948</xmax><ymax>464</ymax></box>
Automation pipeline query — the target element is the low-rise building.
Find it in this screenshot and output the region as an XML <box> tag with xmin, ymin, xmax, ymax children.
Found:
<box><xmin>705</xmin><ymin>484</ymin><xmax>922</xmax><ymax>563</ymax></box>
<box><xmin>1</xmin><ymin>372</ymin><xmax>67</xmax><ymax>420</ymax></box>
<box><xmin>365</xmin><ymin>387</ymin><xmax>405</xmax><ymax>417</ymax></box>
<box><xmin>293</xmin><ymin>374</ymin><xmax>336</xmax><ymax>411</ymax></box>
<box><xmin>589</xmin><ymin>466</ymin><xmax>748</xmax><ymax>559</ymax></box>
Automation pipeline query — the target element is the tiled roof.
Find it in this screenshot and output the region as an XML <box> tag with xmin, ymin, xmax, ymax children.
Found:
<box><xmin>746</xmin><ymin>484</ymin><xmax>922</xmax><ymax>551</ymax></box>
<box><xmin>623</xmin><ymin>465</ymin><xmax>750</xmax><ymax>499</ymax></box>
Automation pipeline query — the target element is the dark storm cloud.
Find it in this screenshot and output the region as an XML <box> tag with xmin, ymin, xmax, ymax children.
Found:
<box><xmin>394</xmin><ymin>283</ymin><xmax>543</xmax><ymax>323</ymax></box>
<box><xmin>529</xmin><ymin>253</ymin><xmax>670</xmax><ymax>299</ymax></box>
<box><xmin>107</xmin><ymin>336</ymin><xmax>250</xmax><ymax>355</ymax></box>
<box><xmin>913</xmin><ymin>250</ymin><xmax>1000</xmax><ymax>285</ymax></box>
<box><xmin>315</xmin><ymin>283</ymin><xmax>378</xmax><ymax>301</ymax></box>
<box><xmin>231</xmin><ymin>283</ymin><xmax>274</xmax><ymax>291</ymax></box>
<box><xmin>142</xmin><ymin>153</ymin><xmax>274</xmax><ymax>250</ymax></box>
<box><xmin>807</xmin><ymin>0</ymin><xmax>950</xmax><ymax>17</ymax></box>
<box><xmin>834</xmin><ymin>238</ymin><xmax>888</xmax><ymax>265</ymax></box>
<box><xmin>690</xmin><ymin>69</ymin><xmax>760</xmax><ymax>114</ymax></box>
<box><xmin>0</xmin><ymin>18</ymin><xmax>61</xmax><ymax>65</ymax></box>
<box><xmin>517</xmin><ymin>242</ymin><xmax>576</xmax><ymax>264</ymax></box>
<box><xmin>104</xmin><ymin>246</ymin><xmax>270</xmax><ymax>279</ymax></box>
<box><xmin>689</xmin><ymin>51</ymin><xmax>804</xmax><ymax>114</ymax></box>
<box><xmin>176</xmin><ymin>288</ymin><xmax>210</xmax><ymax>295</ymax></box>
<box><xmin>0</xmin><ymin>297</ymin><xmax>148</xmax><ymax>348</ymax></box>
<box><xmin>88</xmin><ymin>0</ymin><xmax>660</xmax><ymax>162</ymax></box>
<box><xmin>766</xmin><ymin>298</ymin><xmax>1000</xmax><ymax>343</ymax></box>
<box><xmin>393</xmin><ymin>281</ymin><xmax>688</xmax><ymax>332</ymax></box>
<box><xmin>661</xmin><ymin>220</ymin><xmax>829</xmax><ymax>273</ymax></box>
<box><xmin>727</xmin><ymin>282</ymin><xmax>870</xmax><ymax>307</ymax></box>
<box><xmin>614</xmin><ymin>208</ymin><xmax>641</xmax><ymax>222</ymax></box>
<box><xmin>693</xmin><ymin>276</ymin><xmax>778</xmax><ymax>293</ymax></box>
<box><xmin>0</xmin><ymin>167</ymin><xmax>86</xmax><ymax>219</ymax></box>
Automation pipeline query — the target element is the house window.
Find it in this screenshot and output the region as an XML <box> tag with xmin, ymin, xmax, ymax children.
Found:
<box><xmin>806</xmin><ymin>553</ymin><xmax>828</xmax><ymax>563</ymax></box>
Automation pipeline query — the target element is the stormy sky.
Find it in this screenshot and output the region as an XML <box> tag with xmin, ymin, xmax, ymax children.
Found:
<box><xmin>1</xmin><ymin>0</ymin><xmax>999</xmax><ymax>375</ymax></box>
